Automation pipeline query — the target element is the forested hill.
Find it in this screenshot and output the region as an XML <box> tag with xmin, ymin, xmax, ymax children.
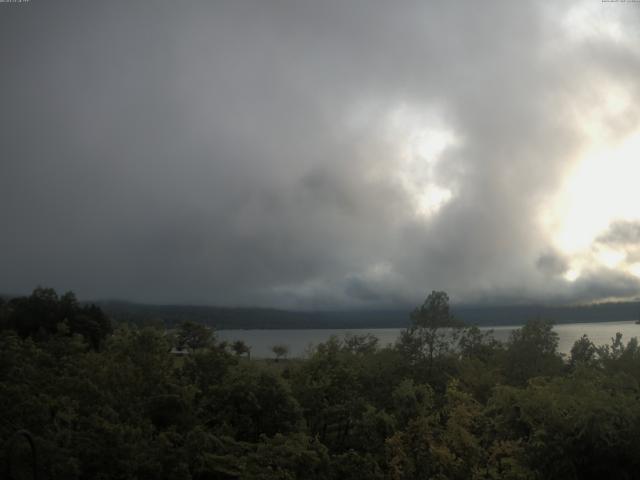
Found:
<box><xmin>98</xmin><ymin>302</ymin><xmax>407</xmax><ymax>329</ymax></box>
<box><xmin>98</xmin><ymin>299</ymin><xmax>640</xmax><ymax>329</ymax></box>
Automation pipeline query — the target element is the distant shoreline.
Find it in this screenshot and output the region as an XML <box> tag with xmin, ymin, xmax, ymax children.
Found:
<box><xmin>97</xmin><ymin>299</ymin><xmax>640</xmax><ymax>330</ymax></box>
<box><xmin>215</xmin><ymin>319</ymin><xmax>639</xmax><ymax>331</ymax></box>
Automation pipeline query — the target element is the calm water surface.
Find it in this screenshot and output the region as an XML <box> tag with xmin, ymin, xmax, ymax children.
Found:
<box><xmin>217</xmin><ymin>321</ymin><xmax>640</xmax><ymax>358</ymax></box>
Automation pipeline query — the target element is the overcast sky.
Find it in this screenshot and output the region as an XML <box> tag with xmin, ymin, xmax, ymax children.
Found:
<box><xmin>2</xmin><ymin>1</ymin><xmax>640</xmax><ymax>308</ymax></box>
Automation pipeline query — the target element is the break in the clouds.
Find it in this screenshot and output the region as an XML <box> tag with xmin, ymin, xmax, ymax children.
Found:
<box><xmin>2</xmin><ymin>0</ymin><xmax>640</xmax><ymax>308</ymax></box>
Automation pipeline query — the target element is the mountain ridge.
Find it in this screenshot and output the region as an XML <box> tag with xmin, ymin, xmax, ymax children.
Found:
<box><xmin>96</xmin><ymin>299</ymin><xmax>640</xmax><ymax>330</ymax></box>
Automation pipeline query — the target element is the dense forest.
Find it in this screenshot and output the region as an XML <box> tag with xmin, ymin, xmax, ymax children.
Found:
<box><xmin>3</xmin><ymin>288</ymin><xmax>640</xmax><ymax>479</ymax></box>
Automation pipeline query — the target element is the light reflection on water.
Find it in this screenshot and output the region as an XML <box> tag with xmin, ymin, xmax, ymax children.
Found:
<box><xmin>217</xmin><ymin>320</ymin><xmax>640</xmax><ymax>359</ymax></box>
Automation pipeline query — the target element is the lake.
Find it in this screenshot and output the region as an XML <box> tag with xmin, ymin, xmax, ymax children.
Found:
<box><xmin>217</xmin><ymin>321</ymin><xmax>640</xmax><ymax>358</ymax></box>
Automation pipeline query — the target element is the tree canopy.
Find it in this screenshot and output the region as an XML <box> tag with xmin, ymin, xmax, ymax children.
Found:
<box><xmin>2</xmin><ymin>289</ymin><xmax>640</xmax><ymax>479</ymax></box>
<box><xmin>0</xmin><ymin>287</ymin><xmax>111</xmax><ymax>349</ymax></box>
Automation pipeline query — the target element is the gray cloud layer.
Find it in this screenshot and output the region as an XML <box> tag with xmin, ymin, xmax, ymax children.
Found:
<box><xmin>2</xmin><ymin>1</ymin><xmax>640</xmax><ymax>307</ymax></box>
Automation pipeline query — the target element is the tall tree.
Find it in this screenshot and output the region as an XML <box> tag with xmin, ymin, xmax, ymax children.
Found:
<box><xmin>398</xmin><ymin>291</ymin><xmax>462</xmax><ymax>372</ymax></box>
<box><xmin>176</xmin><ymin>320</ymin><xmax>214</xmax><ymax>351</ymax></box>
<box><xmin>232</xmin><ymin>339</ymin><xmax>251</xmax><ymax>359</ymax></box>
<box><xmin>2</xmin><ymin>287</ymin><xmax>111</xmax><ymax>349</ymax></box>
<box><xmin>504</xmin><ymin>318</ymin><xmax>563</xmax><ymax>384</ymax></box>
<box><xmin>271</xmin><ymin>344</ymin><xmax>289</xmax><ymax>361</ymax></box>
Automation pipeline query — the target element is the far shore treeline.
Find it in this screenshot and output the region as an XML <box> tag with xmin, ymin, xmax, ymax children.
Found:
<box><xmin>4</xmin><ymin>287</ymin><xmax>640</xmax><ymax>478</ymax></box>
<box><xmin>74</xmin><ymin>297</ymin><xmax>640</xmax><ymax>330</ymax></box>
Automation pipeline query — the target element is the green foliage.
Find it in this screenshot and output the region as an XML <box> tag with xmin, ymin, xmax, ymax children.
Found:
<box><xmin>290</xmin><ymin>336</ymin><xmax>365</xmax><ymax>451</ymax></box>
<box><xmin>176</xmin><ymin>320</ymin><xmax>215</xmax><ymax>351</ymax></box>
<box><xmin>271</xmin><ymin>344</ymin><xmax>289</xmax><ymax>361</ymax></box>
<box><xmin>204</xmin><ymin>365</ymin><xmax>303</xmax><ymax>442</ymax></box>
<box><xmin>386</xmin><ymin>380</ymin><xmax>486</xmax><ymax>480</ymax></box>
<box><xmin>342</xmin><ymin>333</ymin><xmax>379</xmax><ymax>355</ymax></box>
<box><xmin>391</xmin><ymin>292</ymin><xmax>466</xmax><ymax>399</ymax></box>
<box><xmin>0</xmin><ymin>287</ymin><xmax>111</xmax><ymax>349</ymax></box>
<box><xmin>391</xmin><ymin>379</ymin><xmax>434</xmax><ymax>427</ymax></box>
<box><xmin>3</xmin><ymin>289</ymin><xmax>640</xmax><ymax>479</ymax></box>
<box><xmin>456</xmin><ymin>326</ymin><xmax>505</xmax><ymax>403</ymax></box>
<box><xmin>397</xmin><ymin>291</ymin><xmax>463</xmax><ymax>385</ymax></box>
<box><xmin>569</xmin><ymin>334</ymin><xmax>597</xmax><ymax>367</ymax></box>
<box><xmin>503</xmin><ymin>318</ymin><xmax>564</xmax><ymax>385</ymax></box>
<box><xmin>486</xmin><ymin>369</ymin><xmax>640</xmax><ymax>479</ymax></box>
<box><xmin>231</xmin><ymin>339</ymin><xmax>252</xmax><ymax>359</ymax></box>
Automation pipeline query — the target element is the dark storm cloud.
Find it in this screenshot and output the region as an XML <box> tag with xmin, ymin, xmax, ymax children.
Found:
<box><xmin>598</xmin><ymin>221</ymin><xmax>640</xmax><ymax>246</ymax></box>
<box><xmin>566</xmin><ymin>269</ymin><xmax>640</xmax><ymax>304</ymax></box>
<box><xmin>2</xmin><ymin>1</ymin><xmax>640</xmax><ymax>307</ymax></box>
<box><xmin>536</xmin><ymin>251</ymin><xmax>569</xmax><ymax>277</ymax></box>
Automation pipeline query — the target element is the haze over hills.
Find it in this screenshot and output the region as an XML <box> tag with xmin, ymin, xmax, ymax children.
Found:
<box><xmin>98</xmin><ymin>299</ymin><xmax>640</xmax><ymax>330</ymax></box>
<box><xmin>5</xmin><ymin>289</ymin><xmax>639</xmax><ymax>329</ymax></box>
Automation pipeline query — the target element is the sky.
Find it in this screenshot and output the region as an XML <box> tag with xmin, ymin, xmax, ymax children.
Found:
<box><xmin>2</xmin><ymin>0</ymin><xmax>640</xmax><ymax>309</ymax></box>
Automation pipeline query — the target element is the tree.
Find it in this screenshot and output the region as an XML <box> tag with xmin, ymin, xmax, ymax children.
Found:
<box><xmin>487</xmin><ymin>369</ymin><xmax>640</xmax><ymax>479</ymax></box>
<box><xmin>386</xmin><ymin>380</ymin><xmax>485</xmax><ymax>480</ymax></box>
<box><xmin>205</xmin><ymin>365</ymin><xmax>303</xmax><ymax>441</ymax></box>
<box><xmin>271</xmin><ymin>344</ymin><xmax>289</xmax><ymax>361</ymax></box>
<box><xmin>504</xmin><ymin>318</ymin><xmax>563</xmax><ymax>385</ymax></box>
<box><xmin>232</xmin><ymin>339</ymin><xmax>251</xmax><ymax>359</ymax></box>
<box><xmin>597</xmin><ymin>334</ymin><xmax>640</xmax><ymax>381</ymax></box>
<box><xmin>176</xmin><ymin>320</ymin><xmax>214</xmax><ymax>351</ymax></box>
<box><xmin>456</xmin><ymin>326</ymin><xmax>505</xmax><ymax>402</ymax></box>
<box><xmin>2</xmin><ymin>287</ymin><xmax>111</xmax><ymax>349</ymax></box>
<box><xmin>569</xmin><ymin>334</ymin><xmax>597</xmax><ymax>368</ymax></box>
<box><xmin>397</xmin><ymin>291</ymin><xmax>462</xmax><ymax>372</ymax></box>
<box><xmin>291</xmin><ymin>336</ymin><xmax>366</xmax><ymax>450</ymax></box>
<box><xmin>343</xmin><ymin>333</ymin><xmax>379</xmax><ymax>355</ymax></box>
<box><xmin>7</xmin><ymin>286</ymin><xmax>60</xmax><ymax>338</ymax></box>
